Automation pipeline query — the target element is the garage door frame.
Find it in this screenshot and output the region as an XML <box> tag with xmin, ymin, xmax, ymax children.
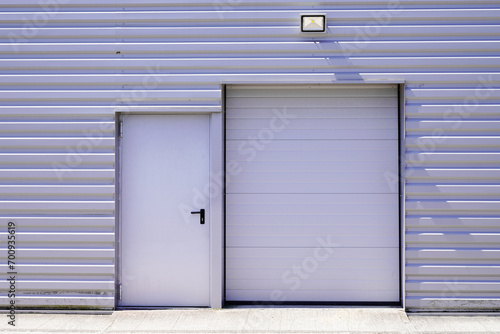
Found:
<box><xmin>223</xmin><ymin>83</ymin><xmax>406</xmax><ymax>307</ymax></box>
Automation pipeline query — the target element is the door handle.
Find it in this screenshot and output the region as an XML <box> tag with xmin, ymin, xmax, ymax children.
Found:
<box><xmin>191</xmin><ymin>209</ymin><xmax>205</xmax><ymax>224</ymax></box>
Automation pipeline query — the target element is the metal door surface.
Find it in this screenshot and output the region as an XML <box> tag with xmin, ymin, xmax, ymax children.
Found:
<box><xmin>120</xmin><ymin>114</ymin><xmax>210</xmax><ymax>307</ymax></box>
<box><xmin>225</xmin><ymin>85</ymin><xmax>400</xmax><ymax>302</ymax></box>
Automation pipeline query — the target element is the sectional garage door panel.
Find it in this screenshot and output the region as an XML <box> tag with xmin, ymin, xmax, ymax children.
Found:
<box><xmin>227</xmin><ymin>117</ymin><xmax>398</xmax><ymax>140</ymax></box>
<box><xmin>226</xmin><ymin>84</ymin><xmax>400</xmax><ymax>303</ymax></box>
<box><xmin>226</xmin><ymin>290</ymin><xmax>399</xmax><ymax>303</ymax></box>
<box><xmin>226</xmin><ymin>248</ymin><xmax>400</xmax><ymax>302</ymax></box>
<box><xmin>227</xmin><ymin>194</ymin><xmax>399</xmax><ymax>248</ymax></box>
<box><xmin>226</xmin><ymin>140</ymin><xmax>398</xmax><ymax>194</ymax></box>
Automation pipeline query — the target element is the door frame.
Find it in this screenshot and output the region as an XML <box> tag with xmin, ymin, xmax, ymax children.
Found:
<box><xmin>222</xmin><ymin>83</ymin><xmax>406</xmax><ymax>307</ymax></box>
<box><xmin>115</xmin><ymin>111</ymin><xmax>224</xmax><ymax>309</ymax></box>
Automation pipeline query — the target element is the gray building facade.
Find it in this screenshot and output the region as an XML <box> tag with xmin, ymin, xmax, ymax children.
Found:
<box><xmin>1</xmin><ymin>0</ymin><xmax>500</xmax><ymax>312</ymax></box>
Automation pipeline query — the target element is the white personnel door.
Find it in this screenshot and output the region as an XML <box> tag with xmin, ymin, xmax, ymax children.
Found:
<box><xmin>120</xmin><ymin>114</ymin><xmax>210</xmax><ymax>307</ymax></box>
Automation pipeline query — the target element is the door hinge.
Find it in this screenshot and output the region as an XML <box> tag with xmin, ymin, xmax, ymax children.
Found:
<box><xmin>117</xmin><ymin>283</ymin><xmax>122</xmax><ymax>301</ymax></box>
<box><xmin>118</xmin><ymin>120</ymin><xmax>123</xmax><ymax>138</ymax></box>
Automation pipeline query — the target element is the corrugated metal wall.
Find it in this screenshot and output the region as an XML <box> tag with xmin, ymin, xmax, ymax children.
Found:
<box><xmin>0</xmin><ymin>107</ymin><xmax>115</xmax><ymax>309</ymax></box>
<box><xmin>0</xmin><ymin>0</ymin><xmax>499</xmax><ymax>311</ymax></box>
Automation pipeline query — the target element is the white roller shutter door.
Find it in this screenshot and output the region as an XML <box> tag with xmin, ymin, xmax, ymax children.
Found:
<box><xmin>225</xmin><ymin>84</ymin><xmax>400</xmax><ymax>303</ymax></box>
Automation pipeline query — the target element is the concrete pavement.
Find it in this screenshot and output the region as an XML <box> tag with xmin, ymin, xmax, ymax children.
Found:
<box><xmin>1</xmin><ymin>307</ymin><xmax>500</xmax><ymax>334</ymax></box>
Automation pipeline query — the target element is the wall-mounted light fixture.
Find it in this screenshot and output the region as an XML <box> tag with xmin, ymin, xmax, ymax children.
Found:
<box><xmin>300</xmin><ymin>14</ymin><xmax>327</xmax><ymax>33</ymax></box>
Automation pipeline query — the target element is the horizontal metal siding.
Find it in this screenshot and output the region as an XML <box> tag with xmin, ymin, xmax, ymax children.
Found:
<box><xmin>0</xmin><ymin>108</ymin><xmax>115</xmax><ymax>309</ymax></box>
<box><xmin>405</xmin><ymin>87</ymin><xmax>500</xmax><ymax>311</ymax></box>
<box><xmin>0</xmin><ymin>0</ymin><xmax>497</xmax><ymax>311</ymax></box>
<box><xmin>2</xmin><ymin>0</ymin><xmax>500</xmax><ymax>10</ymax></box>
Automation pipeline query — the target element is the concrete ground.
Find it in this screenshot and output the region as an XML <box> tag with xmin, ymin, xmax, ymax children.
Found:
<box><xmin>1</xmin><ymin>307</ymin><xmax>500</xmax><ymax>334</ymax></box>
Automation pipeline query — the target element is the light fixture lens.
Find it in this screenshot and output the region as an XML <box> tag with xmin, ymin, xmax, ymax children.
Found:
<box><xmin>301</xmin><ymin>14</ymin><xmax>326</xmax><ymax>33</ymax></box>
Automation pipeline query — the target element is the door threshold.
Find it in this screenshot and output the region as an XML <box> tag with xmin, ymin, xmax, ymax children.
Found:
<box><xmin>116</xmin><ymin>306</ymin><xmax>210</xmax><ymax>311</ymax></box>
<box><xmin>224</xmin><ymin>301</ymin><xmax>402</xmax><ymax>308</ymax></box>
